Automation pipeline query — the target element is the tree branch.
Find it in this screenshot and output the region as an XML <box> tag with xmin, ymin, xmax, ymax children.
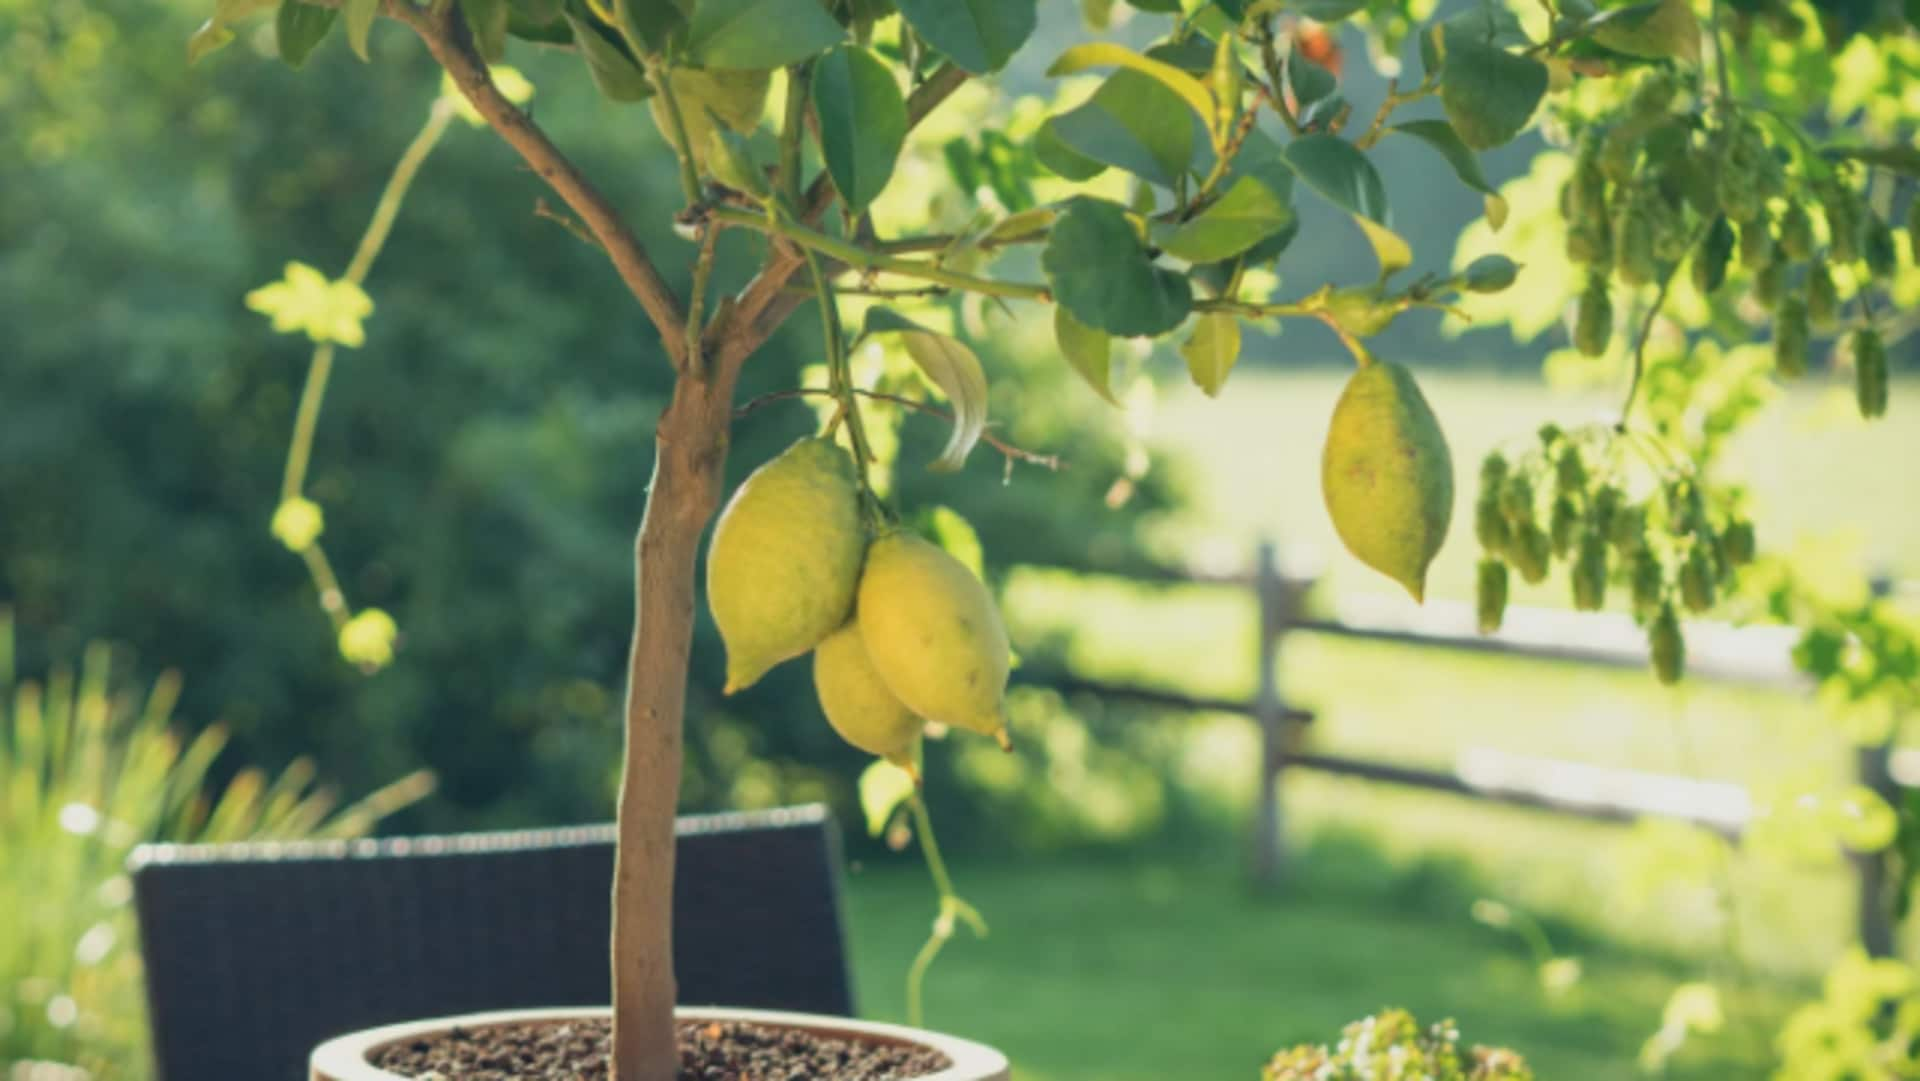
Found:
<box><xmin>735</xmin><ymin>387</ymin><xmax>1063</xmax><ymax>471</ymax></box>
<box><xmin>393</xmin><ymin>1</ymin><xmax>687</xmax><ymax>354</ymax></box>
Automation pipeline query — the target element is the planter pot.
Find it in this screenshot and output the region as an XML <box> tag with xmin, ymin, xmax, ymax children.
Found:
<box><xmin>311</xmin><ymin>1006</ymin><xmax>1010</xmax><ymax>1081</ymax></box>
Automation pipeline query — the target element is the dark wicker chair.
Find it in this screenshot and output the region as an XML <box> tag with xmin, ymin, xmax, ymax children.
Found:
<box><xmin>129</xmin><ymin>804</ymin><xmax>853</xmax><ymax>1080</ymax></box>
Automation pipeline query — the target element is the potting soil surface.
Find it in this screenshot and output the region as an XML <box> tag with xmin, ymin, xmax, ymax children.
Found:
<box><xmin>370</xmin><ymin>1017</ymin><xmax>952</xmax><ymax>1080</ymax></box>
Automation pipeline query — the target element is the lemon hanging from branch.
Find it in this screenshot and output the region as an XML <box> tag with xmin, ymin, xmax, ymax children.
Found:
<box><xmin>707</xmin><ymin>437</ymin><xmax>865</xmax><ymax>693</ymax></box>
<box><xmin>814</xmin><ymin>621</ymin><xmax>924</xmax><ymax>781</ymax></box>
<box><xmin>1321</xmin><ymin>361</ymin><xmax>1455</xmax><ymax>602</ymax></box>
<box><xmin>856</xmin><ymin>532</ymin><xmax>1012</xmax><ymax>748</ymax></box>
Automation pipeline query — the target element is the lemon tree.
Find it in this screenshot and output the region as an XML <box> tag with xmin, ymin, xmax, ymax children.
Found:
<box><xmin>191</xmin><ymin>0</ymin><xmax>1914</xmax><ymax>1076</ymax></box>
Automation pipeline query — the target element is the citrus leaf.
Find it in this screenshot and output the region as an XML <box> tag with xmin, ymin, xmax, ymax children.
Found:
<box><xmin>1288</xmin><ymin>51</ymin><xmax>1338</xmax><ymax>108</ymax></box>
<box><xmin>1586</xmin><ymin>0</ymin><xmax>1702</xmax><ymax>63</ymax></box>
<box><xmin>862</xmin><ymin>309</ymin><xmax>990</xmax><ymax>472</ymax></box>
<box><xmin>1438</xmin><ymin>28</ymin><xmax>1547</xmax><ymax>150</ymax></box>
<box><xmin>275</xmin><ymin>0</ymin><xmax>337</xmax><ymax>68</ymax></box>
<box><xmin>1041</xmin><ymin>197</ymin><xmax>1194</xmax><ymax>338</ymax></box>
<box><xmin>1033</xmin><ymin>120</ymin><xmax>1107</xmax><ymax>180</ymax></box>
<box><xmin>1389</xmin><ymin>119</ymin><xmax>1494</xmax><ymax>195</ymax></box>
<box><xmin>1046</xmin><ymin>43</ymin><xmax>1217</xmax><ymax>130</ymax></box>
<box><xmin>812</xmin><ymin>46</ymin><xmax>907</xmax><ymax>215</ymax></box>
<box><xmin>1181</xmin><ymin>312</ymin><xmax>1241</xmax><ymax>396</ymax></box>
<box><xmin>343</xmin><ymin>0</ymin><xmax>379</xmax><ymax>60</ymax></box>
<box><xmin>685</xmin><ymin>0</ymin><xmax>844</xmax><ymax>69</ymax></box>
<box><xmin>1153</xmin><ymin>173</ymin><xmax>1295</xmax><ymax>263</ymax></box>
<box><xmin>1054</xmin><ymin>306</ymin><xmax>1116</xmax><ymax>405</ymax></box>
<box><xmin>1282</xmin><ymin>134</ymin><xmax>1412</xmax><ymax>274</ymax></box>
<box><xmin>894</xmin><ymin>0</ymin><xmax>1037</xmax><ymax>74</ymax></box>
<box><xmin>1047</xmin><ymin>69</ymin><xmax>1195</xmax><ymax>188</ymax></box>
<box><xmin>564</xmin><ymin>10</ymin><xmax>652</xmax><ymax>102</ymax></box>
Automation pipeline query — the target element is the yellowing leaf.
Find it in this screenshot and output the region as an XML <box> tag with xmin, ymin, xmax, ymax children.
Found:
<box><xmin>1046</xmin><ymin>43</ymin><xmax>1218</xmax><ymax>137</ymax></box>
<box><xmin>1180</xmin><ymin>312</ymin><xmax>1241</xmax><ymax>396</ymax></box>
<box><xmin>863</xmin><ymin>309</ymin><xmax>989</xmax><ymax>472</ymax></box>
<box><xmin>245</xmin><ymin>262</ymin><xmax>375</xmax><ymax>348</ymax></box>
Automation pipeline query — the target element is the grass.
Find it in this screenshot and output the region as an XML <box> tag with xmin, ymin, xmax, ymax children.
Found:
<box><xmin>843</xmin><ymin>853</ymin><xmax>1802</xmax><ymax>1081</ymax></box>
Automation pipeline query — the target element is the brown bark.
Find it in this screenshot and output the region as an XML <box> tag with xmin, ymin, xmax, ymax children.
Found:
<box><xmin>611</xmin><ymin>356</ymin><xmax>740</xmax><ymax>1081</ymax></box>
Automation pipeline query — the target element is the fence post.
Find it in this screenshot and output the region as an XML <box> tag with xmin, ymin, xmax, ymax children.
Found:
<box><xmin>1855</xmin><ymin>740</ymin><xmax>1899</xmax><ymax>958</ymax></box>
<box><xmin>1252</xmin><ymin>539</ymin><xmax>1289</xmax><ymax>891</ymax></box>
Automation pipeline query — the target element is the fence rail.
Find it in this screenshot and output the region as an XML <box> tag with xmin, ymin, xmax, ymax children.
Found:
<box><xmin>1018</xmin><ymin>541</ymin><xmax>1912</xmax><ymax>955</ymax></box>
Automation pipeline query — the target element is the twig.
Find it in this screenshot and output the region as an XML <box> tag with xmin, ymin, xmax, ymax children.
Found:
<box><xmin>684</xmin><ymin>223</ymin><xmax>718</xmax><ymax>377</ymax></box>
<box><xmin>734</xmin><ymin>388</ymin><xmax>1062</xmax><ymax>471</ymax></box>
<box><xmin>1617</xmin><ymin>241</ymin><xmax>1698</xmax><ymax>430</ymax></box>
<box><xmin>393</xmin><ymin>0</ymin><xmax>686</xmax><ymax>351</ymax></box>
<box><xmin>533</xmin><ymin>198</ymin><xmax>602</xmax><ymax>249</ymax></box>
<box><xmin>648</xmin><ymin>62</ymin><xmax>707</xmax><ymax>209</ymax></box>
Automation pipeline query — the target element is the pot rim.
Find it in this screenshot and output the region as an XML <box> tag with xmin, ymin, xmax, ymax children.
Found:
<box><xmin>310</xmin><ymin>1005</ymin><xmax>1010</xmax><ymax>1081</ymax></box>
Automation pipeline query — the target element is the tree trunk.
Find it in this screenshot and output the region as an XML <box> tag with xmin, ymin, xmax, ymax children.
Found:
<box><xmin>612</xmin><ymin>364</ymin><xmax>739</xmax><ymax>1081</ymax></box>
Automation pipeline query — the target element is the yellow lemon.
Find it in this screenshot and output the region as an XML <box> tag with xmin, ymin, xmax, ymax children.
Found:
<box><xmin>813</xmin><ymin>621</ymin><xmax>922</xmax><ymax>778</ymax></box>
<box><xmin>707</xmin><ymin>437</ymin><xmax>863</xmax><ymax>692</ymax></box>
<box><xmin>1321</xmin><ymin>361</ymin><xmax>1454</xmax><ymax>601</ymax></box>
<box><xmin>856</xmin><ymin>532</ymin><xmax>1010</xmax><ymax>744</ymax></box>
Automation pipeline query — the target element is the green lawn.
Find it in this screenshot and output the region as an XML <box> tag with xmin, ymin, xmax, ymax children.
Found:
<box><xmin>843</xmin><ymin>856</ymin><xmax>1801</xmax><ymax>1081</ymax></box>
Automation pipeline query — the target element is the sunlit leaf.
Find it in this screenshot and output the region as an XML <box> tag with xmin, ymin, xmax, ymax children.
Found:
<box><xmin>862</xmin><ymin>309</ymin><xmax>990</xmax><ymax>472</ymax></box>
<box><xmin>1046</xmin><ymin>43</ymin><xmax>1218</xmax><ymax>132</ymax></box>
<box><xmin>1180</xmin><ymin>311</ymin><xmax>1241</xmax><ymax>396</ymax></box>
<box><xmin>1053</xmin><ymin>306</ymin><xmax>1115</xmax><ymax>404</ymax></box>
<box><xmin>1153</xmin><ymin>174</ymin><xmax>1295</xmax><ymax>263</ymax></box>
<box><xmin>1046</xmin><ymin>69</ymin><xmax>1195</xmax><ymax>188</ymax></box>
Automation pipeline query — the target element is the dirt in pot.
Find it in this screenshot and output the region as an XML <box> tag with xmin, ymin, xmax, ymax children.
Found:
<box><xmin>369</xmin><ymin>1017</ymin><xmax>953</xmax><ymax>1080</ymax></box>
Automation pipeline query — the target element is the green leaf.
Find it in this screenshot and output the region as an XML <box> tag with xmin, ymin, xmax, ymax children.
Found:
<box><xmin>1824</xmin><ymin>143</ymin><xmax>1920</xmax><ymax>177</ymax></box>
<box><xmin>1041</xmin><ymin>197</ymin><xmax>1194</xmax><ymax>338</ymax></box>
<box><xmin>187</xmin><ymin>20</ymin><xmax>236</xmax><ymax>63</ymax></box>
<box><xmin>1152</xmin><ymin>174</ymin><xmax>1295</xmax><ymax>263</ymax></box>
<box><xmin>811</xmin><ymin>46</ymin><xmax>907</xmax><ymax>216</ymax></box>
<box><xmin>1046</xmin><ymin>43</ymin><xmax>1218</xmax><ymax>131</ymax></box>
<box><xmin>1181</xmin><ymin>312</ymin><xmax>1241</xmax><ymax>396</ymax></box>
<box><xmin>462</xmin><ymin>0</ymin><xmax>510</xmax><ymax>62</ymax></box>
<box><xmin>1390</xmin><ymin>118</ymin><xmax>1510</xmax><ymax>222</ymax></box>
<box><xmin>563</xmin><ymin>10</ymin><xmax>653</xmax><ymax>102</ymax></box>
<box><xmin>685</xmin><ymin>0</ymin><xmax>844</xmax><ymax>69</ymax></box>
<box><xmin>275</xmin><ymin>0</ymin><xmax>338</xmax><ymax>68</ymax></box>
<box><xmin>894</xmin><ymin>0</ymin><xmax>1037</xmax><ymax>74</ymax></box>
<box><xmin>706</xmin><ymin>126</ymin><xmax>769</xmax><ymax>198</ymax></box>
<box><xmin>343</xmin><ymin>0</ymin><xmax>379</xmax><ymax>60</ymax></box>
<box><xmin>858</xmin><ymin>759</ymin><xmax>916</xmax><ymax>838</ymax></box>
<box><xmin>1047</xmin><ymin>69</ymin><xmax>1195</xmax><ymax>188</ymax></box>
<box><xmin>1586</xmin><ymin>0</ymin><xmax>1702</xmax><ymax>63</ymax></box>
<box><xmin>1054</xmin><ymin>307</ymin><xmax>1116</xmax><ymax>405</ymax></box>
<box><xmin>1439</xmin><ymin>28</ymin><xmax>1547</xmax><ymax>150</ymax></box>
<box><xmin>862</xmin><ymin>309</ymin><xmax>990</xmax><ymax>472</ymax></box>
<box><xmin>612</xmin><ymin>0</ymin><xmax>680</xmax><ymax>52</ymax></box>
<box><xmin>1033</xmin><ymin>121</ymin><xmax>1107</xmax><ymax>180</ymax></box>
<box><xmin>1282</xmin><ymin>134</ymin><xmax>1411</xmax><ymax>273</ymax></box>
<box><xmin>1288</xmin><ymin>50</ymin><xmax>1338</xmax><ymax>109</ymax></box>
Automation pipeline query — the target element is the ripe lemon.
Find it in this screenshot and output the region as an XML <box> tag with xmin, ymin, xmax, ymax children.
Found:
<box><xmin>707</xmin><ymin>437</ymin><xmax>863</xmax><ymax>692</ymax></box>
<box><xmin>1321</xmin><ymin>361</ymin><xmax>1454</xmax><ymax>601</ymax></box>
<box><xmin>856</xmin><ymin>532</ymin><xmax>1010</xmax><ymax>744</ymax></box>
<box><xmin>813</xmin><ymin>621</ymin><xmax>922</xmax><ymax>776</ymax></box>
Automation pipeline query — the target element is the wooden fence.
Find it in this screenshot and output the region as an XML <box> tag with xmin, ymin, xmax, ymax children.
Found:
<box><xmin>1020</xmin><ymin>541</ymin><xmax>1913</xmax><ymax>957</ymax></box>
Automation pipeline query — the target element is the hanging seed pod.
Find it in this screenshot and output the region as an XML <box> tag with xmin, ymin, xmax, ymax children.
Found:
<box><xmin>1752</xmin><ymin>258</ymin><xmax>1786</xmax><ymax>310</ymax></box>
<box><xmin>1556</xmin><ymin>445</ymin><xmax>1588</xmax><ymax>493</ymax></box>
<box><xmin>1575</xmin><ymin>276</ymin><xmax>1613</xmax><ymax>357</ymax></box>
<box><xmin>1679</xmin><ymin>545</ymin><xmax>1717</xmax><ymax>613</ymax></box>
<box><xmin>1864</xmin><ymin>216</ymin><xmax>1899</xmax><ymax>280</ymax></box>
<box><xmin>1549</xmin><ymin>495</ymin><xmax>1581</xmax><ymax>557</ymax></box>
<box><xmin>1692</xmin><ymin>216</ymin><xmax>1735</xmax><ymax>296</ymax></box>
<box><xmin>1510</xmin><ymin>522</ymin><xmax>1552</xmax><ymax>584</ymax></box>
<box><xmin>1601</xmin><ymin>125</ymin><xmax>1639</xmax><ymax>185</ymax></box>
<box><xmin>1738</xmin><ymin>218</ymin><xmax>1775</xmax><ymax>271</ymax></box>
<box><xmin>1567</xmin><ymin>221</ymin><xmax>1606</xmax><ymax>265</ymax></box>
<box><xmin>1631</xmin><ymin>547</ymin><xmax>1665</xmax><ymax>614</ymax></box>
<box><xmin>1476</xmin><ymin>558</ymin><xmax>1511</xmax><ymax>634</ymax></box>
<box><xmin>1501</xmin><ymin>472</ymin><xmax>1536</xmax><ymax>528</ymax></box>
<box><xmin>1538</xmin><ymin>423</ymin><xmax>1565</xmax><ymax>448</ymax></box>
<box><xmin>1774</xmin><ymin>295</ymin><xmax>1809</xmax><ymax>378</ymax></box>
<box><xmin>1778</xmin><ymin>201</ymin><xmax>1815</xmax><ymax>260</ymax></box>
<box><xmin>1615</xmin><ymin>202</ymin><xmax>1661</xmax><ymax>286</ymax></box>
<box><xmin>1572</xmin><ymin>156</ymin><xmax>1609</xmax><ymax>220</ymax></box>
<box><xmin>1824</xmin><ymin>186</ymin><xmax>1862</xmax><ymax>265</ymax></box>
<box><xmin>1476</xmin><ymin>494</ymin><xmax>1512</xmax><ymax>555</ymax></box>
<box><xmin>1611</xmin><ymin>502</ymin><xmax>1648</xmax><ymax>556</ymax></box>
<box><xmin>1807</xmin><ymin>264</ymin><xmax>1840</xmax><ymax>328</ymax></box>
<box><xmin>1589</xmin><ymin>484</ymin><xmax>1623</xmax><ymax>538</ymax></box>
<box><xmin>1572</xmin><ymin>530</ymin><xmax>1609</xmax><ymax>611</ymax></box>
<box><xmin>1480</xmin><ymin>451</ymin><xmax>1510</xmax><ymax>492</ymax></box>
<box><xmin>1649</xmin><ymin>602</ymin><xmax>1685</xmax><ymax>685</ymax></box>
<box><xmin>1722</xmin><ymin>518</ymin><xmax>1756</xmax><ymax>566</ymax></box>
<box><xmin>1697</xmin><ymin>526</ymin><xmax>1729</xmax><ymax>583</ymax></box>
<box><xmin>1855</xmin><ymin>326</ymin><xmax>1888</xmax><ymax>419</ymax></box>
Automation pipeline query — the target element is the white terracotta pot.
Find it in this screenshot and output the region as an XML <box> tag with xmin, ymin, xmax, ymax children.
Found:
<box><xmin>311</xmin><ymin>1006</ymin><xmax>1010</xmax><ymax>1081</ymax></box>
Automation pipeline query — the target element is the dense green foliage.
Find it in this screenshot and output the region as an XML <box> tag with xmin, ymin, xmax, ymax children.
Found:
<box><xmin>0</xmin><ymin>0</ymin><xmax>1174</xmax><ymax>836</ymax></box>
